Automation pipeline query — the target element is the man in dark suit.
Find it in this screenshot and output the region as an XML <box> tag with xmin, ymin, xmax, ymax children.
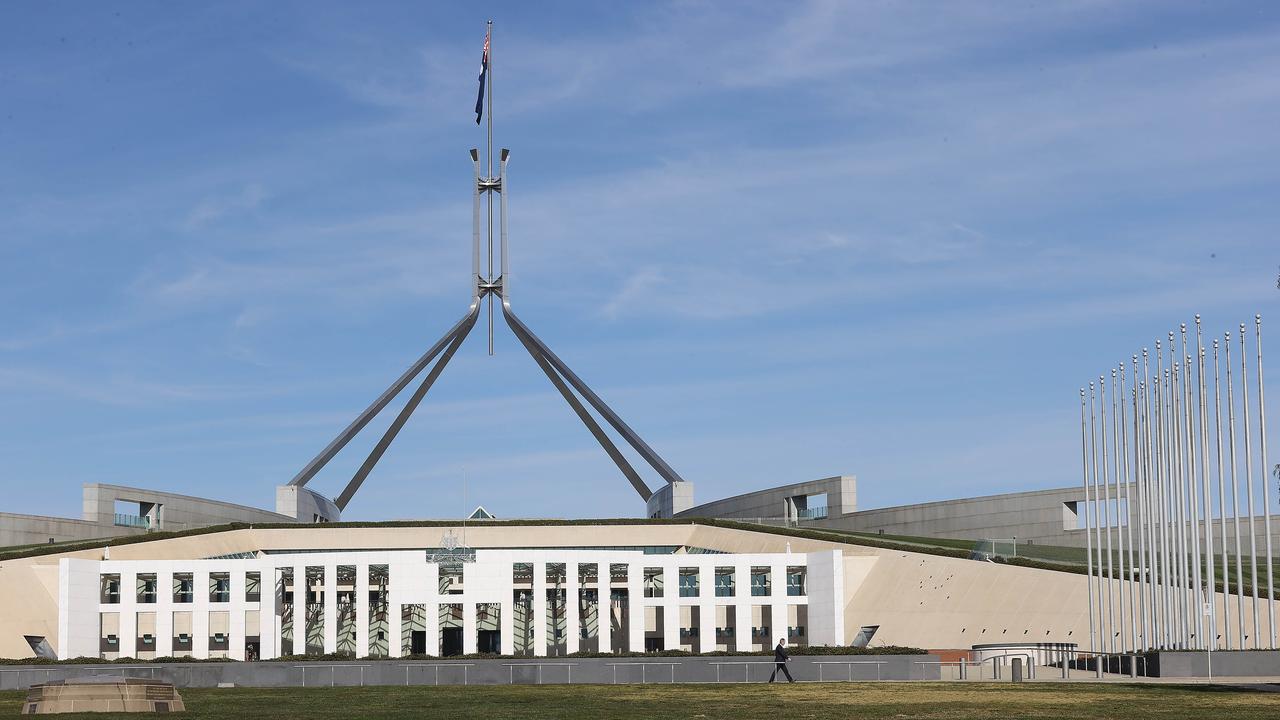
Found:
<box><xmin>769</xmin><ymin>638</ymin><xmax>795</xmax><ymax>682</ymax></box>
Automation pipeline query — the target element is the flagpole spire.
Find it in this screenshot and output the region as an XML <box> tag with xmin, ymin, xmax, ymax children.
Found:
<box><xmin>486</xmin><ymin>19</ymin><xmax>495</xmax><ymax>355</ymax></box>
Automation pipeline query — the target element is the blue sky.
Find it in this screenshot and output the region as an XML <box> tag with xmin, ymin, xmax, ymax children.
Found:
<box><xmin>2</xmin><ymin>1</ymin><xmax>1278</xmax><ymax>522</ymax></box>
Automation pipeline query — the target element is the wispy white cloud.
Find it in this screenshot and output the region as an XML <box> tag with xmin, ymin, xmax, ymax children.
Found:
<box><xmin>185</xmin><ymin>183</ymin><xmax>266</xmax><ymax>230</ymax></box>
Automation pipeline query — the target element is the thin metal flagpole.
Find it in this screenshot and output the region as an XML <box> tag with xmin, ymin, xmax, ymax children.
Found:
<box><xmin>1257</xmin><ymin>315</ymin><xmax>1275</xmax><ymax>649</ymax></box>
<box><xmin>1111</xmin><ymin>367</ymin><xmax>1127</xmax><ymax>652</ymax></box>
<box><xmin>1157</xmin><ymin>358</ymin><xmax>1172</xmax><ymax>645</ymax></box>
<box><xmin>1148</xmin><ymin>369</ymin><xmax>1161</xmax><ymax>648</ymax></box>
<box><xmin>1178</xmin><ymin>328</ymin><xmax>1195</xmax><ymax>647</ymax></box>
<box><xmin>1145</xmin><ymin>349</ymin><xmax>1161</xmax><ymax>648</ymax></box>
<box><xmin>1214</xmin><ymin>338</ymin><xmax>1232</xmax><ymax>649</ymax></box>
<box><xmin>1171</xmin><ymin>347</ymin><xmax>1188</xmax><ymax>647</ymax></box>
<box><xmin>1136</xmin><ymin>370</ymin><xmax>1150</xmax><ymax>649</ymax></box>
<box><xmin>1156</xmin><ymin>345</ymin><xmax>1171</xmax><ymax>648</ymax></box>
<box><xmin>1121</xmin><ymin>362</ymin><xmax>1137</xmax><ymax>652</ymax></box>
<box><xmin>1177</xmin><ymin>335</ymin><xmax>1198</xmax><ymax>645</ymax></box>
<box><xmin>1226</xmin><ymin>331</ymin><xmax>1246</xmax><ymax>647</ymax></box>
<box><xmin>1082</xmin><ymin>387</ymin><xmax>1098</xmax><ymax>656</ymax></box>
<box><xmin>1241</xmin><ymin>323</ymin><xmax>1260</xmax><ymax>648</ymax></box>
<box><xmin>1197</xmin><ymin>320</ymin><xmax>1215</xmax><ymax>649</ymax></box>
<box><xmin>1101</xmin><ymin>373</ymin><xmax>1116</xmax><ymax>654</ymax></box>
<box><xmin>1091</xmin><ymin>381</ymin><xmax>1107</xmax><ymax>650</ymax></box>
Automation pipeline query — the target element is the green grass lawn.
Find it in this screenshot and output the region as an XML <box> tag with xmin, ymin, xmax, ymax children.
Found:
<box><xmin>3</xmin><ymin>682</ymin><xmax>1277</xmax><ymax>719</ymax></box>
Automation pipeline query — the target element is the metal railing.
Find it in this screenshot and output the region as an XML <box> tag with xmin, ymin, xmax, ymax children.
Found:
<box><xmin>605</xmin><ymin>662</ymin><xmax>680</xmax><ymax>684</ymax></box>
<box><xmin>113</xmin><ymin>513</ymin><xmax>150</xmax><ymax>529</ymax></box>
<box><xmin>503</xmin><ymin>662</ymin><xmax>577</xmax><ymax>684</ymax></box>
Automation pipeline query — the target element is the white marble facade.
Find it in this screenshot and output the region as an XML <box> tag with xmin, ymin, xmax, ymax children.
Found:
<box><xmin>59</xmin><ymin>548</ymin><xmax>842</xmax><ymax>660</ymax></box>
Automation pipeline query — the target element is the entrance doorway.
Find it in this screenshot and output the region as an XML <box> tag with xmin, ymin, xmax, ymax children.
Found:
<box><xmin>477</xmin><ymin>629</ymin><xmax>501</xmax><ymax>654</ymax></box>
<box><xmin>440</xmin><ymin>627</ymin><xmax>463</xmax><ymax>657</ymax></box>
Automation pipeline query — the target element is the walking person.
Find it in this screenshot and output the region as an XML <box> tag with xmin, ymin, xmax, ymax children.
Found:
<box><xmin>769</xmin><ymin>638</ymin><xmax>795</xmax><ymax>683</ymax></box>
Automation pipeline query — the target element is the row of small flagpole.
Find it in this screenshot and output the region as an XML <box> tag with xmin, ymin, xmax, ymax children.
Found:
<box><xmin>1079</xmin><ymin>314</ymin><xmax>1274</xmax><ymax>654</ymax></box>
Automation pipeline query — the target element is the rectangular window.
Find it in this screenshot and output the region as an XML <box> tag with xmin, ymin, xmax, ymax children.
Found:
<box><xmin>751</xmin><ymin>605</ymin><xmax>772</xmax><ymax>650</ymax></box>
<box><xmin>546</xmin><ymin>563</ymin><xmax>567</xmax><ymax>586</ymax></box>
<box><xmin>440</xmin><ymin>564</ymin><xmax>464</xmax><ymax>595</ymax></box>
<box><xmin>136</xmin><ymin>611</ymin><xmax>156</xmax><ymax>656</ymax></box>
<box><xmin>245</xmin><ymin>572</ymin><xmax>261</xmax><ymax>602</ymax></box>
<box><xmin>512</xmin><ymin>563</ymin><xmax>533</xmax><ymax>585</ymax></box>
<box><xmin>643</xmin><ymin>568</ymin><xmax>664</xmax><ymax>598</ymax></box>
<box><xmin>210</xmin><ymin>572</ymin><xmax>231</xmax><ymax>603</ymax></box>
<box><xmin>304</xmin><ymin>567</ymin><xmax>324</xmax><ymax>655</ymax></box>
<box><xmin>173</xmin><ymin>573</ymin><xmax>193</xmax><ymax>604</ymax></box>
<box><xmin>786</xmin><ymin>566</ymin><xmax>806</xmax><ymax>597</ymax></box>
<box><xmin>173</xmin><ymin>611</ymin><xmax>193</xmax><ymax>655</ymax></box>
<box><xmin>609</xmin><ymin>563</ymin><xmax>628</xmax><ymax>584</ymax></box>
<box><xmin>99</xmin><ymin>612</ymin><xmax>119</xmax><ymax>659</ymax></box>
<box><xmin>209</xmin><ymin>611</ymin><xmax>230</xmax><ymax>655</ymax></box>
<box><xmin>367</xmin><ymin>565</ymin><xmax>389</xmax><ymax>658</ymax></box>
<box><xmin>578</xmin><ymin>563</ymin><xmax>598</xmax><ymax>586</ymax></box>
<box><xmin>100</xmin><ymin>574</ymin><xmax>121</xmax><ymax>604</ymax></box>
<box><xmin>750</xmin><ymin>567</ymin><xmax>770</xmax><ymax>597</ymax></box>
<box><xmin>678</xmin><ymin>568</ymin><xmax>699</xmax><ymax>598</ymax></box>
<box><xmin>714</xmin><ymin>567</ymin><xmax>735</xmax><ymax>597</ymax></box>
<box><xmin>136</xmin><ymin>574</ymin><xmax>157</xmax><ymax>604</ymax></box>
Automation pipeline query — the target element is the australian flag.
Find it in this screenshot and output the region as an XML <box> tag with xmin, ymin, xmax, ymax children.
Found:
<box><xmin>475</xmin><ymin>30</ymin><xmax>490</xmax><ymax>124</ymax></box>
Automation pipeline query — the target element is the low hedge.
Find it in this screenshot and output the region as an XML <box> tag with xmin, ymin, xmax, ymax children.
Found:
<box><xmin>0</xmin><ymin>645</ymin><xmax>927</xmax><ymax>666</ymax></box>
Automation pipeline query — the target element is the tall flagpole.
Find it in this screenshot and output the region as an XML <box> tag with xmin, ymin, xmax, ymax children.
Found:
<box><xmin>1121</xmin><ymin>361</ymin><xmax>1137</xmax><ymax>651</ymax></box>
<box><xmin>1192</xmin><ymin>317</ymin><xmax>1213</xmax><ymax>645</ymax></box>
<box><xmin>1101</xmin><ymin>374</ymin><xmax>1116</xmax><ymax>653</ymax></box>
<box><xmin>1257</xmin><ymin>315</ymin><xmax>1275</xmax><ymax>649</ymax></box>
<box><xmin>1214</xmin><ymin>338</ymin><xmax>1232</xmax><ymax>649</ymax></box>
<box><xmin>1082</xmin><ymin>387</ymin><xmax>1098</xmax><ymax>657</ymax></box>
<box><xmin>1196</xmin><ymin>319</ymin><xmax>1215</xmax><ymax>649</ymax></box>
<box><xmin>1156</xmin><ymin>345</ymin><xmax>1170</xmax><ymax>647</ymax></box>
<box><xmin>1227</xmin><ymin>332</ymin><xmax>1246</xmax><ymax>646</ymax></box>
<box><xmin>1141</xmin><ymin>366</ymin><xmax>1152</xmax><ymax>648</ymax></box>
<box><xmin>1110</xmin><ymin>367</ymin><xmax>1124</xmax><ymax>652</ymax></box>
<box><xmin>1091</xmin><ymin>381</ymin><xmax>1107</xmax><ymax>653</ymax></box>
<box><xmin>486</xmin><ymin>20</ymin><xmax>495</xmax><ymax>356</ymax></box>
<box><xmin>1241</xmin><ymin>323</ymin><xmax>1260</xmax><ymax>647</ymax></box>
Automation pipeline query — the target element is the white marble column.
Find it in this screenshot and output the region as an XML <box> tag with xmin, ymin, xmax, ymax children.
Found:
<box><xmin>155</xmin><ymin>570</ymin><xmax>174</xmax><ymax>658</ymax></box>
<box><xmin>118</xmin><ymin>570</ymin><xmax>137</xmax><ymax>659</ymax></box>
<box><xmin>229</xmin><ymin>569</ymin><xmax>246</xmax><ymax>661</ymax></box>
<box><xmin>259</xmin><ymin>565</ymin><xmax>277</xmax><ymax>660</ymax></box>
<box><xmin>770</xmin><ymin>562</ymin><xmax>787</xmax><ymax>649</ymax></box>
<box><xmin>193</xmin><ymin>569</ymin><xmax>210</xmax><ymax>658</ymax></box>
<box><xmin>627</xmin><ymin>562</ymin><xmax>644</xmax><ymax>653</ymax></box>
<box><xmin>463</xmin><ymin>602</ymin><xmax>478</xmax><ymax>655</ymax></box>
<box><xmin>734</xmin><ymin>562</ymin><xmax>752</xmax><ymax>652</ymax></box>
<box><xmin>322</xmin><ymin>564</ymin><xmax>337</xmax><ymax>654</ymax></box>
<box><xmin>425</xmin><ymin>603</ymin><xmax>441</xmax><ymax>656</ymax></box>
<box><xmin>662</xmin><ymin>564</ymin><xmax>679</xmax><ymax>651</ymax></box>
<box><xmin>698</xmin><ymin>565</ymin><xmax>715</xmax><ymax>652</ymax></box>
<box><xmin>292</xmin><ymin>564</ymin><xmax>306</xmax><ymax>655</ymax></box>
<box><xmin>532</xmin><ymin>562</ymin><xmax>548</xmax><ymax>657</ymax></box>
<box><xmin>565</xmin><ymin>564</ymin><xmax>581</xmax><ymax>654</ymax></box>
<box><xmin>355</xmin><ymin>563</ymin><xmax>370</xmax><ymax>659</ymax></box>
<box><xmin>599</xmin><ymin>583</ymin><xmax>613</xmax><ymax>654</ymax></box>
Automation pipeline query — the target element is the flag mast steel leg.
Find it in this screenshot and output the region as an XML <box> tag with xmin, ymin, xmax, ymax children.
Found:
<box><xmin>335</xmin><ymin>306</ymin><xmax>479</xmax><ymax>510</ymax></box>
<box><xmin>282</xmin><ymin>20</ymin><xmax>688</xmax><ymax>514</ymax></box>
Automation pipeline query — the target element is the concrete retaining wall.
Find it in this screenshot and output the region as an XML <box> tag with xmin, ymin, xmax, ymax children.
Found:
<box><xmin>1148</xmin><ymin>650</ymin><xmax>1280</xmax><ymax>678</ymax></box>
<box><xmin>0</xmin><ymin>655</ymin><xmax>938</xmax><ymax>690</ymax></box>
